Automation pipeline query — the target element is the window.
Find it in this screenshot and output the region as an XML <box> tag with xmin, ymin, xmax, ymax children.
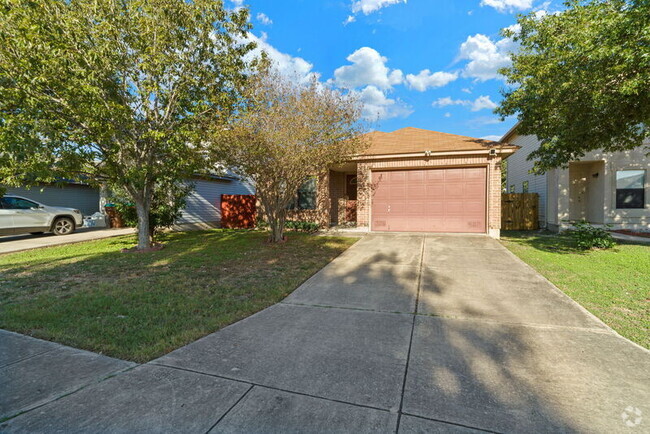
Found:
<box><xmin>1</xmin><ymin>197</ymin><xmax>38</xmax><ymax>209</ymax></box>
<box><xmin>616</xmin><ymin>170</ymin><xmax>645</xmax><ymax>209</ymax></box>
<box><xmin>509</xmin><ymin>185</ymin><xmax>515</xmax><ymax>193</ymax></box>
<box><xmin>289</xmin><ymin>177</ymin><xmax>317</xmax><ymax>210</ymax></box>
<box><xmin>522</xmin><ymin>181</ymin><xmax>529</xmax><ymax>193</ymax></box>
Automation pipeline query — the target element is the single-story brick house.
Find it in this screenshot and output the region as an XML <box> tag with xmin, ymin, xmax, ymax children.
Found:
<box><xmin>290</xmin><ymin>127</ymin><xmax>519</xmax><ymax>238</ymax></box>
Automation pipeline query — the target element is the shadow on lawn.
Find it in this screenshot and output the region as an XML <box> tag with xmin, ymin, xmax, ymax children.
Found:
<box><xmin>502</xmin><ymin>230</ymin><xmax>588</xmax><ymax>255</ymax></box>
<box><xmin>0</xmin><ymin>229</ymin><xmax>356</xmax><ymax>361</ymax></box>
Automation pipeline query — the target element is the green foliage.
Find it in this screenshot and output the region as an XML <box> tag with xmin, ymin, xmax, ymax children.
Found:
<box><xmin>255</xmin><ymin>219</ymin><xmax>319</xmax><ymax>233</ymax></box>
<box><xmin>213</xmin><ymin>67</ymin><xmax>367</xmax><ymax>243</ymax></box>
<box><xmin>108</xmin><ymin>181</ymin><xmax>193</xmax><ymax>241</ymax></box>
<box><xmin>497</xmin><ymin>0</ymin><xmax>650</xmax><ymax>173</ymax></box>
<box><xmin>570</xmin><ymin>220</ymin><xmax>616</xmax><ymax>250</ymax></box>
<box><xmin>0</xmin><ymin>0</ymin><xmax>255</xmax><ymax>248</ymax></box>
<box><xmin>285</xmin><ymin>221</ymin><xmax>320</xmax><ymax>233</ymax></box>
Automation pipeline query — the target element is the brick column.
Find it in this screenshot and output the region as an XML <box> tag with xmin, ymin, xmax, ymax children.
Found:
<box><xmin>356</xmin><ymin>162</ymin><xmax>371</xmax><ymax>227</ymax></box>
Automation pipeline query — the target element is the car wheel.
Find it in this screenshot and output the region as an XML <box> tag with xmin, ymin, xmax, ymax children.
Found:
<box><xmin>52</xmin><ymin>217</ymin><xmax>75</xmax><ymax>235</ymax></box>
<box><xmin>29</xmin><ymin>232</ymin><xmax>45</xmax><ymax>235</ymax></box>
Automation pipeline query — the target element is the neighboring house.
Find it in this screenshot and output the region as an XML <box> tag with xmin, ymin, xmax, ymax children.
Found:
<box><xmin>177</xmin><ymin>174</ymin><xmax>254</xmax><ymax>228</ymax></box>
<box><xmin>290</xmin><ymin>127</ymin><xmax>518</xmax><ymax>238</ymax></box>
<box><xmin>502</xmin><ymin>122</ymin><xmax>650</xmax><ymax>232</ymax></box>
<box><xmin>6</xmin><ymin>182</ymin><xmax>101</xmax><ymax>216</ymax></box>
<box><xmin>4</xmin><ymin>174</ymin><xmax>253</xmax><ymax>228</ymax></box>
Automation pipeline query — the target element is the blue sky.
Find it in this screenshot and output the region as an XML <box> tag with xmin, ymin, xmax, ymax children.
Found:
<box><xmin>232</xmin><ymin>0</ymin><xmax>555</xmax><ymax>141</ymax></box>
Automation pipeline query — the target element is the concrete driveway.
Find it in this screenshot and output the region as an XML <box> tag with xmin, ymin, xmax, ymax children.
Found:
<box><xmin>0</xmin><ymin>227</ymin><xmax>135</xmax><ymax>254</ymax></box>
<box><xmin>2</xmin><ymin>234</ymin><xmax>649</xmax><ymax>433</ymax></box>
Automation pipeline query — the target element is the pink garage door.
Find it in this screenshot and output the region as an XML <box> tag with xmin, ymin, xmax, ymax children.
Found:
<box><xmin>371</xmin><ymin>167</ymin><xmax>486</xmax><ymax>233</ymax></box>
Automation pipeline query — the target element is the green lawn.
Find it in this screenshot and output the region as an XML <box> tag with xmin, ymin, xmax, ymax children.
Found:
<box><xmin>0</xmin><ymin>230</ymin><xmax>357</xmax><ymax>362</ymax></box>
<box><xmin>501</xmin><ymin>231</ymin><xmax>649</xmax><ymax>348</ymax></box>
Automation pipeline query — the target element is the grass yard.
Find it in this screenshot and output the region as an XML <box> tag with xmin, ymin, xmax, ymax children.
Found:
<box><xmin>0</xmin><ymin>230</ymin><xmax>357</xmax><ymax>362</ymax></box>
<box><xmin>501</xmin><ymin>231</ymin><xmax>649</xmax><ymax>349</ymax></box>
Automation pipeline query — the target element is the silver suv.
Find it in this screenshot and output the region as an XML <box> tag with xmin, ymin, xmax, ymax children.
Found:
<box><xmin>0</xmin><ymin>194</ymin><xmax>84</xmax><ymax>236</ymax></box>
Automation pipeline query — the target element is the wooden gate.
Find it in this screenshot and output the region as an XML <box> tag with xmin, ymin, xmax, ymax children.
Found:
<box><xmin>501</xmin><ymin>193</ymin><xmax>539</xmax><ymax>230</ymax></box>
<box><xmin>221</xmin><ymin>194</ymin><xmax>256</xmax><ymax>229</ymax></box>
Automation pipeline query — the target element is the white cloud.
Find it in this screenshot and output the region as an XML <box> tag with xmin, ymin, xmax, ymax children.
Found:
<box><xmin>444</xmin><ymin>112</ymin><xmax>452</xmax><ymax>118</ymax></box>
<box><xmin>333</xmin><ymin>47</ymin><xmax>403</xmax><ymax>90</ymax></box>
<box><xmin>243</xmin><ymin>33</ymin><xmax>316</xmax><ymax>82</ymax></box>
<box><xmin>405</xmin><ymin>69</ymin><xmax>458</xmax><ymax>92</ymax></box>
<box><xmin>481</xmin><ymin>135</ymin><xmax>502</xmax><ymax>141</ymax></box>
<box><xmin>355</xmin><ymin>85</ymin><xmax>412</xmax><ymax>121</ymax></box>
<box><xmin>433</xmin><ymin>97</ymin><xmax>467</xmax><ymax>108</ymax></box>
<box><xmin>461</xmin><ymin>87</ymin><xmax>472</xmax><ymax>94</ymax></box>
<box><xmin>480</xmin><ymin>0</ymin><xmax>533</xmax><ymax>13</ymax></box>
<box><xmin>471</xmin><ymin>116</ymin><xmax>504</xmax><ymax>126</ymax></box>
<box><xmin>458</xmin><ymin>33</ymin><xmax>516</xmax><ymax>81</ymax></box>
<box><xmin>256</xmin><ymin>12</ymin><xmax>272</xmax><ymax>25</ymax></box>
<box><xmin>351</xmin><ymin>0</ymin><xmax>407</xmax><ymax>15</ymax></box>
<box><xmin>470</xmin><ymin>95</ymin><xmax>498</xmax><ymax>111</ymax></box>
<box><xmin>230</xmin><ymin>0</ymin><xmax>244</xmax><ymax>11</ymax></box>
<box><xmin>432</xmin><ymin>95</ymin><xmax>498</xmax><ymax>111</ymax></box>
<box><xmin>343</xmin><ymin>15</ymin><xmax>356</xmax><ymax>25</ymax></box>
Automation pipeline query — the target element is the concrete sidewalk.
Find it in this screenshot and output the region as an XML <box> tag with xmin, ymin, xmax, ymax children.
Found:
<box><xmin>0</xmin><ymin>227</ymin><xmax>136</xmax><ymax>255</ymax></box>
<box><xmin>2</xmin><ymin>234</ymin><xmax>648</xmax><ymax>432</ymax></box>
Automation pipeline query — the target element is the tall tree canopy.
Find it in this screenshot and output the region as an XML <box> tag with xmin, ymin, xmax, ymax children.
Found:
<box><xmin>213</xmin><ymin>68</ymin><xmax>367</xmax><ymax>243</ymax></box>
<box><xmin>497</xmin><ymin>0</ymin><xmax>650</xmax><ymax>173</ymax></box>
<box><xmin>0</xmin><ymin>0</ymin><xmax>255</xmax><ymax>249</ymax></box>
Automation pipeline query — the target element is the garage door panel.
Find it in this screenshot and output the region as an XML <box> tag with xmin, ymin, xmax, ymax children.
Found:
<box><xmin>444</xmin><ymin>169</ymin><xmax>464</xmax><ymax>180</ymax></box>
<box><xmin>372</xmin><ymin>168</ymin><xmax>486</xmax><ymax>233</ymax></box>
<box><xmin>424</xmin><ymin>201</ymin><xmax>445</xmax><ymax>215</ymax></box>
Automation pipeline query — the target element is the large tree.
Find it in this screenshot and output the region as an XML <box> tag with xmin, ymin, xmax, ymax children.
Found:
<box><xmin>0</xmin><ymin>0</ymin><xmax>255</xmax><ymax>249</ymax></box>
<box><xmin>213</xmin><ymin>68</ymin><xmax>367</xmax><ymax>243</ymax></box>
<box><xmin>497</xmin><ymin>0</ymin><xmax>650</xmax><ymax>173</ymax></box>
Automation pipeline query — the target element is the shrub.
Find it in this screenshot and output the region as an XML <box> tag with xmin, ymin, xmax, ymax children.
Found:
<box><xmin>107</xmin><ymin>180</ymin><xmax>193</xmax><ymax>241</ymax></box>
<box><xmin>284</xmin><ymin>220</ymin><xmax>319</xmax><ymax>233</ymax></box>
<box><xmin>570</xmin><ymin>220</ymin><xmax>615</xmax><ymax>250</ymax></box>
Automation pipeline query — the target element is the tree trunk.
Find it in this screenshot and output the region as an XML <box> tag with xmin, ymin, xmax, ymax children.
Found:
<box><xmin>134</xmin><ymin>198</ymin><xmax>152</xmax><ymax>250</ymax></box>
<box><xmin>269</xmin><ymin>215</ymin><xmax>286</xmax><ymax>243</ymax></box>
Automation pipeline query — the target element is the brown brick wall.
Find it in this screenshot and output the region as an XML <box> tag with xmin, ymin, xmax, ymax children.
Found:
<box><xmin>355</xmin><ymin>154</ymin><xmax>503</xmax><ymax>232</ymax></box>
<box><xmin>287</xmin><ymin>171</ymin><xmax>330</xmax><ymax>227</ymax></box>
<box><xmin>329</xmin><ymin>170</ymin><xmax>347</xmax><ymax>225</ymax></box>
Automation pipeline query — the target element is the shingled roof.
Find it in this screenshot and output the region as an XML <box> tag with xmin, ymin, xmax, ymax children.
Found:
<box><xmin>360</xmin><ymin>127</ymin><xmax>518</xmax><ymax>156</ymax></box>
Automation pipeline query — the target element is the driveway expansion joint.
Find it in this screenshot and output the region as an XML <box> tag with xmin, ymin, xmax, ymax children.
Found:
<box><xmin>150</xmin><ymin>362</ymin><xmax>395</xmax><ymax>414</ymax></box>
<box><xmin>1</xmin><ymin>362</ymin><xmax>137</xmax><ymax>423</ymax></box>
<box><xmin>205</xmin><ymin>383</ymin><xmax>254</xmax><ymax>433</ymax></box>
<box><xmin>0</xmin><ymin>348</ymin><xmax>56</xmax><ymax>370</ymax></box>
<box><xmin>395</xmin><ymin>236</ymin><xmax>425</xmax><ymax>433</ymax></box>
<box><xmin>399</xmin><ymin>412</ymin><xmax>503</xmax><ymax>434</ymax></box>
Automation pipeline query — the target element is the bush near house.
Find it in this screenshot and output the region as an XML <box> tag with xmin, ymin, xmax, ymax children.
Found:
<box><xmin>570</xmin><ymin>220</ymin><xmax>616</xmax><ymax>250</ymax></box>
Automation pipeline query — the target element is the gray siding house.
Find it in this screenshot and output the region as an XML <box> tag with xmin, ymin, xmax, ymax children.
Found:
<box><xmin>5</xmin><ymin>175</ymin><xmax>254</xmax><ymax>228</ymax></box>
<box><xmin>6</xmin><ymin>183</ymin><xmax>101</xmax><ymax>216</ymax></box>
<box><xmin>503</xmin><ymin>123</ymin><xmax>649</xmax><ymax>232</ymax></box>
<box><xmin>177</xmin><ymin>175</ymin><xmax>254</xmax><ymax>228</ymax></box>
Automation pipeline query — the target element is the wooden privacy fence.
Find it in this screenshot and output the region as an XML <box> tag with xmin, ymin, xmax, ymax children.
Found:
<box><xmin>221</xmin><ymin>194</ymin><xmax>256</xmax><ymax>229</ymax></box>
<box><xmin>501</xmin><ymin>193</ymin><xmax>539</xmax><ymax>230</ymax></box>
